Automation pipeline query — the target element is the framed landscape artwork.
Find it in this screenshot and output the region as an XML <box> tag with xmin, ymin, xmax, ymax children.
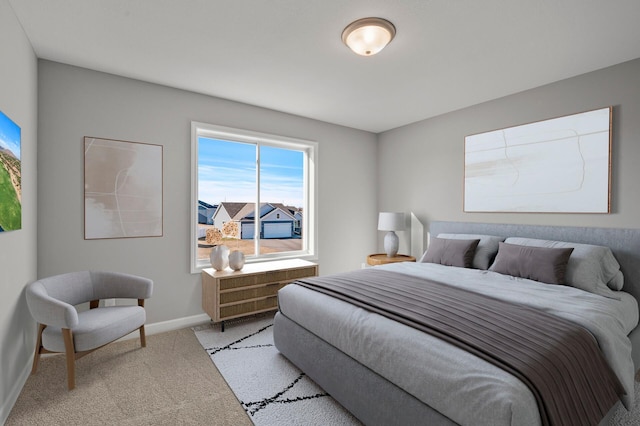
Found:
<box><xmin>0</xmin><ymin>110</ymin><xmax>21</xmax><ymax>232</ymax></box>
<box><xmin>464</xmin><ymin>107</ymin><xmax>612</xmax><ymax>213</ymax></box>
<box><xmin>84</xmin><ymin>136</ymin><xmax>163</xmax><ymax>239</ymax></box>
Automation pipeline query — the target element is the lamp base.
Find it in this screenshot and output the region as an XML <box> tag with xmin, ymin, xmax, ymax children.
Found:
<box><xmin>384</xmin><ymin>231</ymin><xmax>399</xmax><ymax>257</ymax></box>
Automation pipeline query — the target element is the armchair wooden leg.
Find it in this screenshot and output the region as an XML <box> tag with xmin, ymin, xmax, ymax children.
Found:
<box><xmin>139</xmin><ymin>325</ymin><xmax>146</xmax><ymax>347</ymax></box>
<box><xmin>31</xmin><ymin>323</ymin><xmax>46</xmax><ymax>375</ymax></box>
<box><xmin>138</xmin><ymin>299</ymin><xmax>147</xmax><ymax>347</ymax></box>
<box><xmin>62</xmin><ymin>328</ymin><xmax>76</xmax><ymax>390</ymax></box>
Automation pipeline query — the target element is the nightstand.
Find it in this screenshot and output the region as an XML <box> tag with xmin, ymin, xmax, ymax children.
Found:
<box><xmin>366</xmin><ymin>253</ymin><xmax>416</xmax><ymax>266</ymax></box>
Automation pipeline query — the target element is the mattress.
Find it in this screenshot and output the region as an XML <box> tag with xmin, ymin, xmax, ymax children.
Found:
<box><xmin>277</xmin><ymin>262</ymin><xmax>638</xmax><ymax>426</ymax></box>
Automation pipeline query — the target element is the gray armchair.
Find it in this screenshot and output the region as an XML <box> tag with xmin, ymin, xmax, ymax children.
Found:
<box><xmin>25</xmin><ymin>271</ymin><xmax>153</xmax><ymax>390</ymax></box>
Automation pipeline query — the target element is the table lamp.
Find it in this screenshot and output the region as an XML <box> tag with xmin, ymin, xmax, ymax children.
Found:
<box><xmin>378</xmin><ymin>212</ymin><xmax>405</xmax><ymax>257</ymax></box>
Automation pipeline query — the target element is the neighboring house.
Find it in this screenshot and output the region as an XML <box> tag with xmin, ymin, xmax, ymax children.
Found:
<box><xmin>242</xmin><ymin>203</ymin><xmax>295</xmax><ymax>239</ymax></box>
<box><xmin>293</xmin><ymin>211</ymin><xmax>302</xmax><ymax>235</ymax></box>
<box><xmin>212</xmin><ymin>202</ymin><xmax>296</xmax><ymax>239</ymax></box>
<box><xmin>197</xmin><ymin>200</ymin><xmax>217</xmax><ymax>225</ymax></box>
<box><xmin>285</xmin><ymin>206</ymin><xmax>303</xmax><ymax>235</ymax></box>
<box><xmin>212</xmin><ymin>202</ymin><xmax>250</xmax><ymax>230</ymax></box>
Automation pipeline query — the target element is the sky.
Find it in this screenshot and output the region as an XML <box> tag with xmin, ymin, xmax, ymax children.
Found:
<box><xmin>0</xmin><ymin>110</ymin><xmax>21</xmax><ymax>160</ymax></box>
<box><xmin>198</xmin><ymin>137</ymin><xmax>304</xmax><ymax>207</ymax></box>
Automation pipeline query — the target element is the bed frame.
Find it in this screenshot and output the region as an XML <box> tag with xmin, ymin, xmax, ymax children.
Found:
<box><xmin>274</xmin><ymin>221</ymin><xmax>640</xmax><ymax>426</ymax></box>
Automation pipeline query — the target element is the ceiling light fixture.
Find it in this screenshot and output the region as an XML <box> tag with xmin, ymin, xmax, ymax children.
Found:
<box><xmin>342</xmin><ymin>17</ymin><xmax>396</xmax><ymax>56</ymax></box>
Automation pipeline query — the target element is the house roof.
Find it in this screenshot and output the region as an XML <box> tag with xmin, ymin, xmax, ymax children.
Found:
<box><xmin>216</xmin><ymin>202</ymin><xmax>249</xmax><ymax>220</ymax></box>
<box><xmin>234</xmin><ymin>203</ymin><xmax>258</xmax><ymax>221</ymax></box>
<box><xmin>198</xmin><ymin>200</ymin><xmax>217</xmax><ymax>209</ymax></box>
<box><xmin>220</xmin><ymin>202</ymin><xmax>295</xmax><ymax>222</ymax></box>
<box><xmin>285</xmin><ymin>206</ymin><xmax>302</xmax><ymax>216</ymax></box>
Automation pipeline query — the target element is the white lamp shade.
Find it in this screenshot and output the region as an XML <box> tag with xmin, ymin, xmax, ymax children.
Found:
<box><xmin>378</xmin><ymin>212</ymin><xmax>405</xmax><ymax>231</ymax></box>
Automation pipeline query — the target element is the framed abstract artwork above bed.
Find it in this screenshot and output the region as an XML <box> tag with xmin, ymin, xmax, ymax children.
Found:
<box><xmin>464</xmin><ymin>107</ymin><xmax>612</xmax><ymax>213</ymax></box>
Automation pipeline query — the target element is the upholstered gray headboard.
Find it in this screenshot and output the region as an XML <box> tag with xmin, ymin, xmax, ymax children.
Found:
<box><xmin>430</xmin><ymin>221</ymin><xmax>640</xmax><ymax>303</ymax></box>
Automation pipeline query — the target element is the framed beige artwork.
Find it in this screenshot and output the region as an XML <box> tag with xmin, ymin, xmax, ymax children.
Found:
<box><xmin>84</xmin><ymin>136</ymin><xmax>163</xmax><ymax>239</ymax></box>
<box><xmin>464</xmin><ymin>107</ymin><xmax>612</xmax><ymax>213</ymax></box>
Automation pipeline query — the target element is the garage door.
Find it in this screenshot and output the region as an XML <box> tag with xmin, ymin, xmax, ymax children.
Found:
<box><xmin>263</xmin><ymin>222</ymin><xmax>291</xmax><ymax>239</ymax></box>
<box><xmin>241</xmin><ymin>223</ymin><xmax>254</xmax><ymax>239</ymax></box>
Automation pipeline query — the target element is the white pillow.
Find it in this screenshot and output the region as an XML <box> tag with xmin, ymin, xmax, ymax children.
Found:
<box><xmin>504</xmin><ymin>237</ymin><xmax>623</xmax><ymax>299</ymax></box>
<box><xmin>437</xmin><ymin>233</ymin><xmax>505</xmax><ymax>270</ymax></box>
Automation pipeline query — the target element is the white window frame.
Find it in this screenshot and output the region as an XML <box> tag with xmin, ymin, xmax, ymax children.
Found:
<box><xmin>190</xmin><ymin>122</ymin><xmax>318</xmax><ymax>273</ymax></box>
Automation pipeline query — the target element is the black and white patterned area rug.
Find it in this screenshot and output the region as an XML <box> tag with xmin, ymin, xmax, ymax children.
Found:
<box><xmin>193</xmin><ymin>314</ymin><xmax>361</xmax><ymax>425</ymax></box>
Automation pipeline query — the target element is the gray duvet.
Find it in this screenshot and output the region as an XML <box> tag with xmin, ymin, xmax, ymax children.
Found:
<box><xmin>277</xmin><ymin>262</ymin><xmax>639</xmax><ymax>426</ymax></box>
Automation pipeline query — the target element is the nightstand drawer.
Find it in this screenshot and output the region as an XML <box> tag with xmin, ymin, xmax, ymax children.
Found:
<box><xmin>220</xmin><ymin>297</ymin><xmax>279</xmax><ymax>319</ymax></box>
<box><xmin>220</xmin><ymin>282</ymin><xmax>286</xmax><ymax>304</ymax></box>
<box><xmin>219</xmin><ymin>274</ymin><xmax>259</xmax><ymax>291</ymax></box>
<box><xmin>286</xmin><ymin>266</ymin><xmax>318</xmax><ymax>280</ymax></box>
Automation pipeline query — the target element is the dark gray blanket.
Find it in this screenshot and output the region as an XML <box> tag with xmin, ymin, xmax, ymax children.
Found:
<box><xmin>296</xmin><ymin>268</ymin><xmax>625</xmax><ymax>426</ymax></box>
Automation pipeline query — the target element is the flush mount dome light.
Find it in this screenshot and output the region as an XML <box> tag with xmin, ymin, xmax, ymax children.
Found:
<box><xmin>342</xmin><ymin>17</ymin><xmax>396</xmax><ymax>56</ymax></box>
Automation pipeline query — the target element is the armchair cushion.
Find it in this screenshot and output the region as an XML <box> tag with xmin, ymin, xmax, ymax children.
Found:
<box><xmin>42</xmin><ymin>306</ymin><xmax>145</xmax><ymax>352</ymax></box>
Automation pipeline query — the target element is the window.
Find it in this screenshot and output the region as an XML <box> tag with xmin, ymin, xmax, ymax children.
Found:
<box><xmin>191</xmin><ymin>122</ymin><xmax>317</xmax><ymax>272</ymax></box>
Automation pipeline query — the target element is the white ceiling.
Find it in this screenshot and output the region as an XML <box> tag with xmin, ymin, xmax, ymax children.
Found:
<box><xmin>9</xmin><ymin>0</ymin><xmax>640</xmax><ymax>133</ymax></box>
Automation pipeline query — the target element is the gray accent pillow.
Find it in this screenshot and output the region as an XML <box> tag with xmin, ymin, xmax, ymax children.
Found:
<box><xmin>419</xmin><ymin>237</ymin><xmax>480</xmax><ymax>268</ymax></box>
<box><xmin>437</xmin><ymin>233</ymin><xmax>505</xmax><ymax>270</ymax></box>
<box><xmin>505</xmin><ymin>237</ymin><xmax>623</xmax><ymax>298</ymax></box>
<box><xmin>489</xmin><ymin>242</ymin><xmax>574</xmax><ymax>285</ymax></box>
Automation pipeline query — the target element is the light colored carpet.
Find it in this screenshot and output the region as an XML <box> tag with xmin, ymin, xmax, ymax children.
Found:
<box><xmin>194</xmin><ymin>314</ymin><xmax>361</xmax><ymax>425</ymax></box>
<box><xmin>610</xmin><ymin>375</ymin><xmax>640</xmax><ymax>425</ymax></box>
<box><xmin>6</xmin><ymin>327</ymin><xmax>251</xmax><ymax>425</ymax></box>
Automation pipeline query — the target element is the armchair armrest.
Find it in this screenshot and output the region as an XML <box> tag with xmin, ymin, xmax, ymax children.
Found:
<box><xmin>25</xmin><ymin>282</ymin><xmax>79</xmax><ymax>329</ymax></box>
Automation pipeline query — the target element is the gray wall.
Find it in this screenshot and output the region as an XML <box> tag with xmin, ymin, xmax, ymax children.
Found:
<box><xmin>378</xmin><ymin>58</ymin><xmax>640</xmax><ymax>254</ymax></box>
<box><xmin>0</xmin><ymin>0</ymin><xmax>38</xmax><ymax>422</ymax></box>
<box><xmin>37</xmin><ymin>60</ymin><xmax>378</xmax><ymax>326</ymax></box>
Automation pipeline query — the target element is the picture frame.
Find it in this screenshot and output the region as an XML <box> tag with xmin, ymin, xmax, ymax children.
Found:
<box><xmin>0</xmin><ymin>110</ymin><xmax>22</xmax><ymax>232</ymax></box>
<box><xmin>84</xmin><ymin>136</ymin><xmax>163</xmax><ymax>239</ymax></box>
<box><xmin>464</xmin><ymin>107</ymin><xmax>612</xmax><ymax>213</ymax></box>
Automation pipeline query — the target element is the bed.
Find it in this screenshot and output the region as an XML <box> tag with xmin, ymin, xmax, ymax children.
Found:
<box><xmin>273</xmin><ymin>221</ymin><xmax>640</xmax><ymax>425</ymax></box>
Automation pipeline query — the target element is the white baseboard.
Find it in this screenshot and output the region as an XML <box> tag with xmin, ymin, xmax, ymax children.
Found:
<box><xmin>146</xmin><ymin>313</ymin><xmax>211</xmax><ymax>335</ymax></box>
<box><xmin>117</xmin><ymin>313</ymin><xmax>211</xmax><ymax>341</ymax></box>
<box><xmin>0</xmin><ymin>357</ymin><xmax>32</xmax><ymax>425</ymax></box>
